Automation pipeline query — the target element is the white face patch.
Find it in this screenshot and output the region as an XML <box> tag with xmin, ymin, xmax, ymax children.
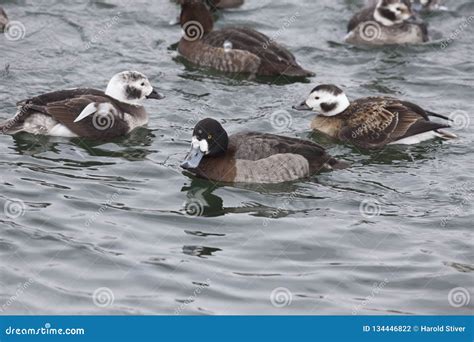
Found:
<box><xmin>375</xmin><ymin>2</ymin><xmax>412</xmax><ymax>25</ymax></box>
<box><xmin>305</xmin><ymin>91</ymin><xmax>350</xmax><ymax>117</ymax></box>
<box><xmin>192</xmin><ymin>136</ymin><xmax>209</xmax><ymax>154</ymax></box>
<box><xmin>105</xmin><ymin>71</ymin><xmax>150</xmax><ymax>105</ymax></box>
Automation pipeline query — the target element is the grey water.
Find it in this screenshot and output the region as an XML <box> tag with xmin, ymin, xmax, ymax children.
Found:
<box><xmin>0</xmin><ymin>0</ymin><xmax>473</xmax><ymax>315</ymax></box>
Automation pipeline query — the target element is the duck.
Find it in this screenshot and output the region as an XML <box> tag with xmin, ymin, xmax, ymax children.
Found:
<box><xmin>175</xmin><ymin>0</ymin><xmax>244</xmax><ymax>10</ymax></box>
<box><xmin>180</xmin><ymin>118</ymin><xmax>347</xmax><ymax>184</ymax></box>
<box><xmin>177</xmin><ymin>0</ymin><xmax>314</xmax><ymax>77</ymax></box>
<box><xmin>293</xmin><ymin>84</ymin><xmax>456</xmax><ymax>149</ymax></box>
<box><xmin>366</xmin><ymin>0</ymin><xmax>443</xmax><ymax>13</ymax></box>
<box><xmin>410</xmin><ymin>0</ymin><xmax>444</xmax><ymax>12</ymax></box>
<box><xmin>345</xmin><ymin>0</ymin><xmax>428</xmax><ymax>45</ymax></box>
<box><xmin>0</xmin><ymin>7</ymin><xmax>8</xmax><ymax>32</ymax></box>
<box><xmin>0</xmin><ymin>71</ymin><xmax>164</xmax><ymax>139</ymax></box>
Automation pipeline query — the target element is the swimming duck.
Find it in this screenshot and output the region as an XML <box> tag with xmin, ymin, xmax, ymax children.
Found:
<box><xmin>0</xmin><ymin>7</ymin><xmax>8</xmax><ymax>32</ymax></box>
<box><xmin>178</xmin><ymin>0</ymin><xmax>314</xmax><ymax>77</ymax></box>
<box><xmin>175</xmin><ymin>0</ymin><xmax>244</xmax><ymax>10</ymax></box>
<box><xmin>180</xmin><ymin>118</ymin><xmax>347</xmax><ymax>184</ymax></box>
<box><xmin>0</xmin><ymin>71</ymin><xmax>164</xmax><ymax>139</ymax></box>
<box><xmin>293</xmin><ymin>84</ymin><xmax>456</xmax><ymax>149</ymax></box>
<box><xmin>345</xmin><ymin>0</ymin><xmax>428</xmax><ymax>45</ymax></box>
<box><xmin>366</xmin><ymin>0</ymin><xmax>443</xmax><ymax>13</ymax></box>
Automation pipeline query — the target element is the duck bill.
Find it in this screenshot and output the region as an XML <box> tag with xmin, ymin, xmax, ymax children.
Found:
<box><xmin>181</xmin><ymin>145</ymin><xmax>205</xmax><ymax>169</ymax></box>
<box><xmin>292</xmin><ymin>101</ymin><xmax>312</xmax><ymax>111</ymax></box>
<box><xmin>411</xmin><ymin>3</ymin><xmax>423</xmax><ymax>13</ymax></box>
<box><xmin>406</xmin><ymin>14</ymin><xmax>423</xmax><ymax>24</ymax></box>
<box><xmin>146</xmin><ymin>88</ymin><xmax>165</xmax><ymax>100</ymax></box>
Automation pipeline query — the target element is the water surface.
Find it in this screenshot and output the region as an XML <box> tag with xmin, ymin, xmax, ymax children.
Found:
<box><xmin>0</xmin><ymin>0</ymin><xmax>473</xmax><ymax>314</ymax></box>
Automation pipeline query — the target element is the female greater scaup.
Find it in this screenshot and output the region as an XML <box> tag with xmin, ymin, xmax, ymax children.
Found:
<box><xmin>345</xmin><ymin>0</ymin><xmax>428</xmax><ymax>45</ymax></box>
<box><xmin>178</xmin><ymin>0</ymin><xmax>314</xmax><ymax>77</ymax></box>
<box><xmin>181</xmin><ymin>118</ymin><xmax>347</xmax><ymax>184</ymax></box>
<box><xmin>0</xmin><ymin>71</ymin><xmax>164</xmax><ymax>139</ymax></box>
<box><xmin>293</xmin><ymin>84</ymin><xmax>456</xmax><ymax>149</ymax></box>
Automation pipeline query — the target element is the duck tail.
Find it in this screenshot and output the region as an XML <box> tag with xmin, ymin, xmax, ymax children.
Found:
<box><xmin>436</xmin><ymin>129</ymin><xmax>457</xmax><ymax>140</ymax></box>
<box><xmin>426</xmin><ymin>110</ymin><xmax>452</xmax><ymax>122</ymax></box>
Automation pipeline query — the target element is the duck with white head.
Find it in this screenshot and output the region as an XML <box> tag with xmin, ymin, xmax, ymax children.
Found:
<box><xmin>293</xmin><ymin>84</ymin><xmax>456</xmax><ymax>149</ymax></box>
<box><xmin>0</xmin><ymin>71</ymin><xmax>164</xmax><ymax>139</ymax></box>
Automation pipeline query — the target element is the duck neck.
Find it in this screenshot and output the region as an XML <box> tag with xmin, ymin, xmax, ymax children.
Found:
<box><xmin>180</xmin><ymin>2</ymin><xmax>214</xmax><ymax>36</ymax></box>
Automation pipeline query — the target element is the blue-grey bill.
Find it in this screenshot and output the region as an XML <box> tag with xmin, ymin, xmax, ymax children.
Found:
<box><xmin>292</xmin><ymin>102</ymin><xmax>311</xmax><ymax>111</ymax></box>
<box><xmin>181</xmin><ymin>146</ymin><xmax>205</xmax><ymax>169</ymax></box>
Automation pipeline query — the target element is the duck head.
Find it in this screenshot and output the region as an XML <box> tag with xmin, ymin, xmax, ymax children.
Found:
<box><xmin>374</xmin><ymin>0</ymin><xmax>414</xmax><ymax>26</ymax></box>
<box><xmin>105</xmin><ymin>71</ymin><xmax>164</xmax><ymax>105</ymax></box>
<box><xmin>181</xmin><ymin>118</ymin><xmax>229</xmax><ymax>169</ymax></box>
<box><xmin>293</xmin><ymin>84</ymin><xmax>350</xmax><ymax>117</ymax></box>
<box><xmin>180</xmin><ymin>0</ymin><xmax>214</xmax><ymax>41</ymax></box>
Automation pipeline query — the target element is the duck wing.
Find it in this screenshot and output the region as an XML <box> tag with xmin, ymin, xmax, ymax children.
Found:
<box><xmin>229</xmin><ymin>132</ymin><xmax>327</xmax><ymax>161</ymax></box>
<box><xmin>339</xmin><ymin>97</ymin><xmax>451</xmax><ymax>148</ymax></box>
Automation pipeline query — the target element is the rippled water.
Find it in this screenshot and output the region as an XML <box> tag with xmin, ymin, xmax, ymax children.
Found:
<box><xmin>0</xmin><ymin>0</ymin><xmax>473</xmax><ymax>315</ymax></box>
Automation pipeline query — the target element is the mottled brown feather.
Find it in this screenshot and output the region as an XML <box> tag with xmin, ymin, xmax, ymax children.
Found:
<box><xmin>312</xmin><ymin>97</ymin><xmax>450</xmax><ymax>149</ymax></box>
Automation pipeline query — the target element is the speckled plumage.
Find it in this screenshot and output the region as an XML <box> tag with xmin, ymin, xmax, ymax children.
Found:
<box><xmin>311</xmin><ymin>96</ymin><xmax>451</xmax><ymax>149</ymax></box>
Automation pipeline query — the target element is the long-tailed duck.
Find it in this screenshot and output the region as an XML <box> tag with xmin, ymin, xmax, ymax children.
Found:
<box><xmin>366</xmin><ymin>0</ymin><xmax>443</xmax><ymax>13</ymax></box>
<box><xmin>0</xmin><ymin>71</ymin><xmax>164</xmax><ymax>139</ymax></box>
<box><xmin>293</xmin><ymin>84</ymin><xmax>456</xmax><ymax>149</ymax></box>
<box><xmin>178</xmin><ymin>0</ymin><xmax>314</xmax><ymax>77</ymax></box>
<box><xmin>180</xmin><ymin>118</ymin><xmax>347</xmax><ymax>184</ymax></box>
<box><xmin>0</xmin><ymin>7</ymin><xmax>8</xmax><ymax>32</ymax></box>
<box><xmin>345</xmin><ymin>0</ymin><xmax>428</xmax><ymax>45</ymax></box>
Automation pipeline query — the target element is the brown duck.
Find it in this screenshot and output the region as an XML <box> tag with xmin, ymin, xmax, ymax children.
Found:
<box><xmin>293</xmin><ymin>84</ymin><xmax>456</xmax><ymax>149</ymax></box>
<box><xmin>180</xmin><ymin>118</ymin><xmax>347</xmax><ymax>184</ymax></box>
<box><xmin>178</xmin><ymin>0</ymin><xmax>314</xmax><ymax>77</ymax></box>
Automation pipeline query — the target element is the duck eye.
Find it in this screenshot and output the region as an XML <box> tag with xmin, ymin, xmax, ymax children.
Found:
<box><xmin>314</xmin><ymin>96</ymin><xmax>320</xmax><ymax>100</ymax></box>
<box><xmin>207</xmin><ymin>134</ymin><xmax>213</xmax><ymax>140</ymax></box>
<box><xmin>140</xmin><ymin>82</ymin><xmax>145</xmax><ymax>86</ymax></box>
